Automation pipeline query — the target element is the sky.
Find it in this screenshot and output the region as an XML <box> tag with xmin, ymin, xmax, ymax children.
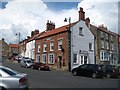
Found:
<box><xmin>0</xmin><ymin>0</ymin><xmax>119</xmax><ymax>44</ymax></box>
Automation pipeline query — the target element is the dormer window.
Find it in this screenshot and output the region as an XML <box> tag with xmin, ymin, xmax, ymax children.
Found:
<box><xmin>79</xmin><ymin>27</ymin><xmax>83</xmax><ymax>36</ymax></box>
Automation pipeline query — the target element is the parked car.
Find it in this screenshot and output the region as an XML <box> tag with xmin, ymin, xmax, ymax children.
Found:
<box><xmin>15</xmin><ymin>55</ymin><xmax>23</xmax><ymax>63</ymax></box>
<box><xmin>71</xmin><ymin>64</ymin><xmax>104</xmax><ymax>78</ymax></box>
<box><xmin>100</xmin><ymin>64</ymin><xmax>119</xmax><ymax>78</ymax></box>
<box><xmin>20</xmin><ymin>59</ymin><xmax>33</xmax><ymax>68</ymax></box>
<box><xmin>31</xmin><ymin>62</ymin><xmax>50</xmax><ymax>71</ymax></box>
<box><xmin>0</xmin><ymin>66</ymin><xmax>29</xmax><ymax>90</ymax></box>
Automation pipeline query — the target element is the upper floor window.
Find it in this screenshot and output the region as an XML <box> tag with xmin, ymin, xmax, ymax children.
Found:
<box><xmin>100</xmin><ymin>31</ymin><xmax>104</xmax><ymax>38</ymax></box>
<box><xmin>101</xmin><ymin>40</ymin><xmax>104</xmax><ymax>49</ymax></box>
<box><xmin>110</xmin><ymin>35</ymin><xmax>113</xmax><ymax>41</ymax></box>
<box><xmin>50</xmin><ymin>41</ymin><xmax>54</xmax><ymax>51</ymax></box>
<box><xmin>37</xmin><ymin>44</ymin><xmax>40</xmax><ymax>53</ymax></box>
<box><xmin>79</xmin><ymin>27</ymin><xmax>83</xmax><ymax>35</ymax></box>
<box><xmin>111</xmin><ymin>43</ymin><xmax>114</xmax><ymax>50</ymax></box>
<box><xmin>43</xmin><ymin>43</ymin><xmax>47</xmax><ymax>52</ymax></box>
<box><xmin>106</xmin><ymin>41</ymin><xmax>109</xmax><ymax>50</ymax></box>
<box><xmin>89</xmin><ymin>43</ymin><xmax>93</xmax><ymax>51</ymax></box>
<box><xmin>58</xmin><ymin>39</ymin><xmax>62</xmax><ymax>50</ymax></box>
<box><xmin>105</xmin><ymin>33</ymin><xmax>109</xmax><ymax>40</ymax></box>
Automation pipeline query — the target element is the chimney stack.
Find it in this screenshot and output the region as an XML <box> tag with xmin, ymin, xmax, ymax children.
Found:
<box><xmin>78</xmin><ymin>7</ymin><xmax>85</xmax><ymax>21</ymax></box>
<box><xmin>46</xmin><ymin>20</ymin><xmax>55</xmax><ymax>31</ymax></box>
<box><xmin>85</xmin><ymin>17</ymin><xmax>90</xmax><ymax>28</ymax></box>
<box><xmin>31</xmin><ymin>29</ymin><xmax>39</xmax><ymax>37</ymax></box>
<box><xmin>2</xmin><ymin>38</ymin><xmax>4</xmax><ymax>41</ymax></box>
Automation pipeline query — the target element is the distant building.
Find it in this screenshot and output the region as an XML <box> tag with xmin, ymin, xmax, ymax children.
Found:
<box><xmin>0</xmin><ymin>38</ymin><xmax>9</xmax><ymax>60</ymax></box>
<box><xmin>9</xmin><ymin>44</ymin><xmax>19</xmax><ymax>57</ymax></box>
<box><xmin>90</xmin><ymin>24</ymin><xmax>120</xmax><ymax>65</ymax></box>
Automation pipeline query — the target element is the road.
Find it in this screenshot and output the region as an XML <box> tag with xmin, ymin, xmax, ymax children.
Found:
<box><xmin>2</xmin><ymin>60</ymin><xmax>120</xmax><ymax>89</ymax></box>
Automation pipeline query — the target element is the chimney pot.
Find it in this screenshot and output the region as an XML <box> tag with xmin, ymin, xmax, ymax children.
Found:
<box><xmin>46</xmin><ymin>20</ymin><xmax>55</xmax><ymax>31</ymax></box>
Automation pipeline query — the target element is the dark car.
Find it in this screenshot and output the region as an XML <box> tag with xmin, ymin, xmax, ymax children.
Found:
<box><xmin>31</xmin><ymin>62</ymin><xmax>50</xmax><ymax>71</ymax></box>
<box><xmin>100</xmin><ymin>65</ymin><xmax>119</xmax><ymax>78</ymax></box>
<box><xmin>71</xmin><ymin>64</ymin><xmax>104</xmax><ymax>78</ymax></box>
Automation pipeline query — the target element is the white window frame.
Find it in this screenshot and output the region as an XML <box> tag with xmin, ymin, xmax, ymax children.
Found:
<box><xmin>101</xmin><ymin>31</ymin><xmax>104</xmax><ymax>38</ymax></box>
<box><xmin>42</xmin><ymin>54</ymin><xmax>47</xmax><ymax>63</ymax></box>
<box><xmin>43</xmin><ymin>43</ymin><xmax>47</xmax><ymax>52</ymax></box>
<box><xmin>48</xmin><ymin>53</ymin><xmax>54</xmax><ymax>64</ymax></box>
<box><xmin>101</xmin><ymin>40</ymin><xmax>104</xmax><ymax>49</ymax></box>
<box><xmin>58</xmin><ymin>39</ymin><xmax>62</xmax><ymax>50</ymax></box>
<box><xmin>50</xmin><ymin>41</ymin><xmax>54</xmax><ymax>51</ymax></box>
<box><xmin>89</xmin><ymin>43</ymin><xmax>93</xmax><ymax>51</ymax></box>
<box><xmin>73</xmin><ymin>54</ymin><xmax>78</xmax><ymax>64</ymax></box>
<box><xmin>37</xmin><ymin>44</ymin><xmax>40</xmax><ymax>53</ymax></box>
<box><xmin>79</xmin><ymin>27</ymin><xmax>83</xmax><ymax>35</ymax></box>
<box><xmin>106</xmin><ymin>41</ymin><xmax>109</xmax><ymax>50</ymax></box>
<box><xmin>111</xmin><ymin>43</ymin><xmax>114</xmax><ymax>50</ymax></box>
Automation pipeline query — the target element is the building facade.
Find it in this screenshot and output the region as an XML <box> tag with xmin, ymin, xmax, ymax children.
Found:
<box><xmin>90</xmin><ymin>24</ymin><xmax>119</xmax><ymax>65</ymax></box>
<box><xmin>35</xmin><ymin>21</ymin><xmax>69</xmax><ymax>70</ymax></box>
<box><xmin>0</xmin><ymin>38</ymin><xmax>9</xmax><ymax>61</ymax></box>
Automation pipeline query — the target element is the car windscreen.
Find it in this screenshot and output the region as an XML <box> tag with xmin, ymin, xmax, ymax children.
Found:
<box><xmin>26</xmin><ymin>61</ymin><xmax>32</xmax><ymax>63</ymax></box>
<box><xmin>1</xmin><ymin>68</ymin><xmax>17</xmax><ymax>75</ymax></box>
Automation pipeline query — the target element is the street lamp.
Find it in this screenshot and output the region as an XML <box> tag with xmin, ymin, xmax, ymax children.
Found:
<box><xmin>15</xmin><ymin>32</ymin><xmax>20</xmax><ymax>62</ymax></box>
<box><xmin>118</xmin><ymin>34</ymin><xmax>120</xmax><ymax>64</ymax></box>
<box><xmin>64</xmin><ymin>17</ymin><xmax>71</xmax><ymax>71</ymax></box>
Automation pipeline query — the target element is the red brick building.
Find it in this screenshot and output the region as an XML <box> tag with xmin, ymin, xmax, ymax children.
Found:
<box><xmin>35</xmin><ymin>21</ymin><xmax>72</xmax><ymax>70</ymax></box>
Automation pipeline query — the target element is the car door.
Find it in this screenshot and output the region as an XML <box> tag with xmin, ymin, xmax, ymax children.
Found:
<box><xmin>78</xmin><ymin>64</ymin><xmax>88</xmax><ymax>76</ymax></box>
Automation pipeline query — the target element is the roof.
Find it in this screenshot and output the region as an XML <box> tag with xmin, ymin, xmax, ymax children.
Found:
<box><xmin>27</xmin><ymin>31</ymin><xmax>45</xmax><ymax>42</ymax></box>
<box><xmin>37</xmin><ymin>21</ymin><xmax>78</xmax><ymax>39</ymax></box>
<box><xmin>9</xmin><ymin>44</ymin><xmax>19</xmax><ymax>48</ymax></box>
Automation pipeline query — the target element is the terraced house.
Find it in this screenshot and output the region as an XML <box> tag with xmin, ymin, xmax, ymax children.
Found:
<box><xmin>90</xmin><ymin>24</ymin><xmax>120</xmax><ymax>65</ymax></box>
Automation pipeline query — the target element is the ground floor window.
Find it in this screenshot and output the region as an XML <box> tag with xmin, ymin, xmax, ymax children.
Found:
<box><xmin>48</xmin><ymin>53</ymin><xmax>54</xmax><ymax>64</ymax></box>
<box><xmin>36</xmin><ymin>54</ymin><xmax>40</xmax><ymax>63</ymax></box>
<box><xmin>73</xmin><ymin>54</ymin><xmax>77</xmax><ymax>64</ymax></box>
<box><xmin>79</xmin><ymin>55</ymin><xmax>88</xmax><ymax>65</ymax></box>
<box><xmin>100</xmin><ymin>51</ymin><xmax>109</xmax><ymax>61</ymax></box>
<box><xmin>42</xmin><ymin>54</ymin><xmax>47</xmax><ymax>63</ymax></box>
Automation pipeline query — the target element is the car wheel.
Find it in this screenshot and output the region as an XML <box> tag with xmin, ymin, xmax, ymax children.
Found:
<box><xmin>31</xmin><ymin>66</ymin><xmax>34</xmax><ymax>69</ymax></box>
<box><xmin>106</xmin><ymin>74</ymin><xmax>111</xmax><ymax>78</ymax></box>
<box><xmin>92</xmin><ymin>73</ymin><xmax>97</xmax><ymax>78</ymax></box>
<box><xmin>38</xmin><ymin>67</ymin><xmax>41</xmax><ymax>70</ymax></box>
<box><xmin>73</xmin><ymin>71</ymin><xmax>78</xmax><ymax>76</ymax></box>
<box><xmin>1</xmin><ymin>87</ymin><xmax>6</xmax><ymax>90</ymax></box>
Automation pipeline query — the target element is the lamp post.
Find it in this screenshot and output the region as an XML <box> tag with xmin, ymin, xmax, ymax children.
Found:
<box><xmin>64</xmin><ymin>17</ymin><xmax>71</xmax><ymax>71</ymax></box>
<box><xmin>16</xmin><ymin>32</ymin><xmax>20</xmax><ymax>62</ymax></box>
<box><xmin>118</xmin><ymin>34</ymin><xmax>120</xmax><ymax>64</ymax></box>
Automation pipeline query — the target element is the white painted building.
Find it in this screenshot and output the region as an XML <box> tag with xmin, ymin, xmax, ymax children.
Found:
<box><xmin>25</xmin><ymin>40</ymin><xmax>35</xmax><ymax>59</ymax></box>
<box><xmin>24</xmin><ymin>30</ymin><xmax>39</xmax><ymax>59</ymax></box>
<box><xmin>70</xmin><ymin>8</ymin><xmax>95</xmax><ymax>70</ymax></box>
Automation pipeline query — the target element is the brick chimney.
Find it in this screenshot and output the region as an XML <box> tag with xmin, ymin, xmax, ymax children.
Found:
<box><xmin>85</xmin><ymin>17</ymin><xmax>90</xmax><ymax>28</ymax></box>
<box><xmin>2</xmin><ymin>38</ymin><xmax>4</xmax><ymax>41</ymax></box>
<box><xmin>78</xmin><ymin>7</ymin><xmax>85</xmax><ymax>21</ymax></box>
<box><xmin>31</xmin><ymin>29</ymin><xmax>39</xmax><ymax>37</ymax></box>
<box><xmin>46</xmin><ymin>20</ymin><xmax>55</xmax><ymax>31</ymax></box>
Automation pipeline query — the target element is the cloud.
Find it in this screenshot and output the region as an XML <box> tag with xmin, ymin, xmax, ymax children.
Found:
<box><xmin>0</xmin><ymin>0</ymin><xmax>78</xmax><ymax>43</ymax></box>
<box><xmin>78</xmin><ymin>0</ymin><xmax>118</xmax><ymax>33</ymax></box>
<box><xmin>0</xmin><ymin>0</ymin><xmax>119</xmax><ymax>44</ymax></box>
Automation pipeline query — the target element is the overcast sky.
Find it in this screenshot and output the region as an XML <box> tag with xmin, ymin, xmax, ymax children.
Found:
<box><xmin>0</xmin><ymin>0</ymin><xmax>119</xmax><ymax>44</ymax></box>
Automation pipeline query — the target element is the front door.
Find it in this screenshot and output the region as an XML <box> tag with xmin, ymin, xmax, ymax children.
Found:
<box><xmin>57</xmin><ymin>56</ymin><xmax>62</xmax><ymax>69</ymax></box>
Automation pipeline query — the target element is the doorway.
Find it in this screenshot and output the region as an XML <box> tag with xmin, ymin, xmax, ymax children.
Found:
<box><xmin>57</xmin><ymin>56</ymin><xmax>62</xmax><ymax>69</ymax></box>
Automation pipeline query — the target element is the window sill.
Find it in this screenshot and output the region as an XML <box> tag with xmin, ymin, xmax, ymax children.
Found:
<box><xmin>79</xmin><ymin>34</ymin><xmax>84</xmax><ymax>36</ymax></box>
<box><xmin>73</xmin><ymin>63</ymin><xmax>78</xmax><ymax>65</ymax></box>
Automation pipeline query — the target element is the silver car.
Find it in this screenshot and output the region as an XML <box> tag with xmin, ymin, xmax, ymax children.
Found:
<box><xmin>0</xmin><ymin>66</ymin><xmax>29</xmax><ymax>90</ymax></box>
<box><xmin>20</xmin><ymin>59</ymin><xmax>33</xmax><ymax>68</ymax></box>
